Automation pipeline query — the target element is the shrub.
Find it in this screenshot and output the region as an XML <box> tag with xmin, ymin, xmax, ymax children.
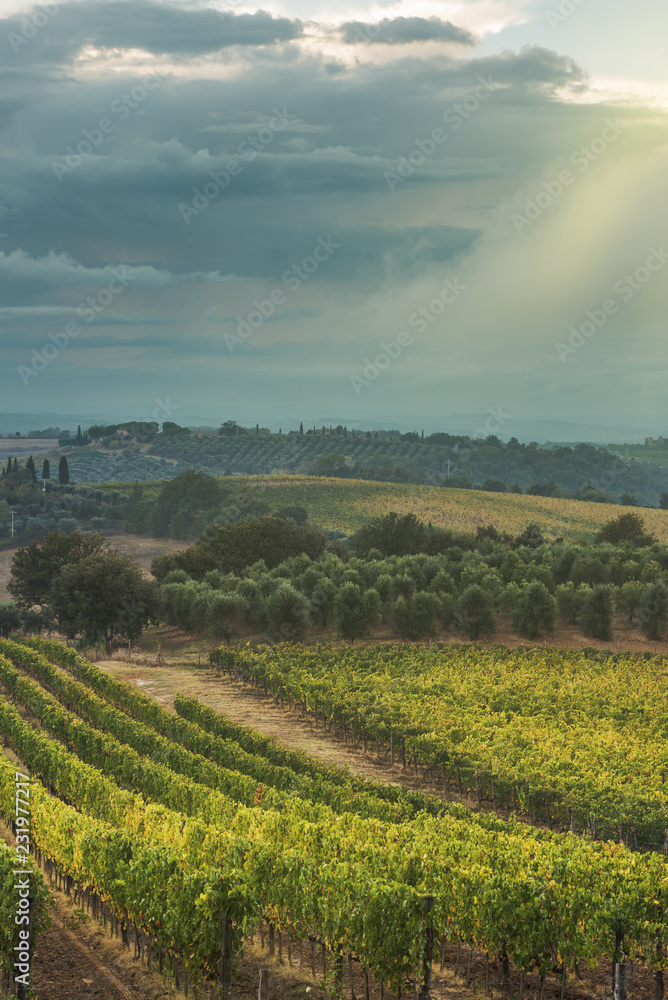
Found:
<box><xmin>456</xmin><ymin>585</ymin><xmax>496</xmax><ymax>640</ymax></box>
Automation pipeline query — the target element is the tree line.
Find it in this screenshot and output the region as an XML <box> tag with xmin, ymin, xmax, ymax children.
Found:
<box><xmin>3</xmin><ymin>510</ymin><xmax>668</xmax><ymax>649</ymax></box>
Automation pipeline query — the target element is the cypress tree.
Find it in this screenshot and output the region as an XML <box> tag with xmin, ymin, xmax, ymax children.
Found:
<box><xmin>76</xmin><ymin>424</ymin><xmax>82</xmax><ymax>445</ymax></box>
<box><xmin>58</xmin><ymin>456</ymin><xmax>70</xmax><ymax>485</ymax></box>
<box><xmin>299</xmin><ymin>422</ymin><xmax>304</xmax><ymax>434</ymax></box>
<box><xmin>25</xmin><ymin>455</ymin><xmax>37</xmax><ymax>483</ymax></box>
<box><xmin>42</xmin><ymin>458</ymin><xmax>50</xmax><ymax>480</ymax></box>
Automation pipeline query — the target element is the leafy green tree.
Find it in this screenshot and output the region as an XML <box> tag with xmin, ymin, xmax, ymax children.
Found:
<box><xmin>58</xmin><ymin>456</ymin><xmax>70</xmax><ymax>485</ymax></box>
<box><xmin>570</xmin><ymin>555</ymin><xmax>610</xmax><ymax>587</ymax></box>
<box><xmin>580</xmin><ymin>585</ymin><xmax>614</xmax><ymax>641</ymax></box>
<box><xmin>637</xmin><ymin>582</ymin><xmax>668</xmax><ymax>640</ymax></box>
<box><xmin>207</xmin><ymin>592</ymin><xmax>249</xmax><ymax>642</ymax></box>
<box><xmin>198</xmin><ymin>516</ymin><xmax>326</xmax><ymax>575</ymax></box>
<box><xmin>310</xmin><ymin>579</ymin><xmax>338</xmax><ymax>628</ymax></box>
<box><xmin>620</xmin><ymin>493</ymin><xmax>638</xmax><ymax>507</ymax></box>
<box><xmin>0</xmin><ymin>602</ymin><xmax>21</xmax><ymax>636</ymax></box>
<box><xmin>660</xmin><ymin>492</ymin><xmax>668</xmax><ymax>510</ymax></box>
<box><xmin>455</xmin><ymin>584</ymin><xmax>496</xmax><ymax>639</ymax></box>
<box><xmin>149</xmin><ymin>470</ymin><xmax>225</xmax><ymax>538</ymax></box>
<box><xmin>497</xmin><ymin>582</ymin><xmax>522</xmax><ymax>615</ymax></box>
<box><xmin>596</xmin><ymin>512</ymin><xmax>654</xmax><ymax>547</ymax></box>
<box><xmin>9</xmin><ymin>531</ymin><xmax>107</xmax><ymax>608</ymax></box>
<box><xmin>615</xmin><ymin>581</ymin><xmax>644</xmax><ymax>622</ymax></box>
<box><xmin>355</xmin><ymin>512</ymin><xmax>440</xmax><ymax>557</ymax></box>
<box><xmin>527</xmin><ymin>481</ymin><xmax>561</xmax><ymax>497</ymax></box>
<box><xmin>334</xmin><ymin>582</ymin><xmax>377</xmax><ymax>642</ymax></box>
<box><xmin>555</xmin><ymin>582</ymin><xmax>589</xmax><ymax>623</ymax></box>
<box><xmin>263</xmin><ymin>583</ymin><xmax>311</xmax><ymax>642</ymax></box>
<box><xmin>512</xmin><ymin>582</ymin><xmax>555</xmax><ymax>639</ymax></box>
<box><xmin>274</xmin><ymin>506</ymin><xmax>308</xmax><ymax>525</ymax></box>
<box><xmin>315</xmin><ymin>454</ymin><xmax>348</xmax><ymax>477</ymax></box>
<box><xmin>48</xmin><ymin>549</ymin><xmax>159</xmax><ymax>649</ymax></box>
<box><xmin>427</xmin><ymin>570</ymin><xmax>456</xmax><ymax>595</ymax></box>
<box><xmin>362</xmin><ymin>588</ymin><xmax>382</xmax><ymax>630</ymax></box>
<box><xmin>391</xmin><ymin>591</ymin><xmax>441</xmax><ymax>640</ymax></box>
<box><xmin>515</xmin><ymin>523</ymin><xmax>545</xmax><ymax>549</ymax></box>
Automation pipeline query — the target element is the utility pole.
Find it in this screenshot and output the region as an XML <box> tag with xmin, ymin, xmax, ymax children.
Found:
<box><xmin>11</xmin><ymin>510</ymin><xmax>14</xmax><ymax>538</ymax></box>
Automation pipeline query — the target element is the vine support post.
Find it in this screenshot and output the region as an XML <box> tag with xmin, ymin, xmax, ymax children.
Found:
<box><xmin>220</xmin><ymin>911</ymin><xmax>233</xmax><ymax>1000</ymax></box>
<box><xmin>614</xmin><ymin>962</ymin><xmax>628</xmax><ymax>1000</ymax></box>
<box><xmin>418</xmin><ymin>895</ymin><xmax>435</xmax><ymax>1000</ymax></box>
<box><xmin>334</xmin><ymin>949</ymin><xmax>343</xmax><ymax>995</ymax></box>
<box><xmin>258</xmin><ymin>968</ymin><xmax>269</xmax><ymax>1000</ymax></box>
<box><xmin>655</xmin><ymin>939</ymin><xmax>664</xmax><ymax>1000</ymax></box>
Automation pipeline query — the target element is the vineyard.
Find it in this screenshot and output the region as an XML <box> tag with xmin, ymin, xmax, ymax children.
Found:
<box><xmin>221</xmin><ymin>642</ymin><xmax>668</xmax><ymax>850</ymax></box>
<box><xmin>95</xmin><ymin>475</ymin><xmax>668</xmax><ymax>542</ymax></box>
<box><xmin>0</xmin><ymin>636</ymin><xmax>667</xmax><ymax>999</ymax></box>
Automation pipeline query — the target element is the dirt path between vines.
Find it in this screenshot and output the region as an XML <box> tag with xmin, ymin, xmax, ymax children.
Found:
<box><xmin>96</xmin><ymin>657</ymin><xmax>487</xmax><ymax>809</ymax></box>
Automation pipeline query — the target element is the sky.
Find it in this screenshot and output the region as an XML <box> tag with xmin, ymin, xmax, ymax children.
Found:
<box><xmin>0</xmin><ymin>0</ymin><xmax>666</xmax><ymax>437</ymax></box>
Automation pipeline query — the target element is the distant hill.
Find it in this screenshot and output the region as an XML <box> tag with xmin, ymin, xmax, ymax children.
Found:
<box><xmin>146</xmin><ymin>428</ymin><xmax>668</xmax><ymax>507</ymax></box>
<box><xmin>97</xmin><ymin>474</ymin><xmax>668</xmax><ymax>543</ymax></box>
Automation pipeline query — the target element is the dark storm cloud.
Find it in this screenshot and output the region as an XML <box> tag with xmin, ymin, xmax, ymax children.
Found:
<box><xmin>2</xmin><ymin>0</ymin><xmax>302</xmax><ymax>64</ymax></box>
<box><xmin>467</xmin><ymin>45</ymin><xmax>587</xmax><ymax>91</ymax></box>
<box><xmin>339</xmin><ymin>16</ymin><xmax>476</xmax><ymax>47</ymax></box>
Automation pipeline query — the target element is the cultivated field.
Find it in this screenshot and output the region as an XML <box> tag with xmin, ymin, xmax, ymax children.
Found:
<box><xmin>91</xmin><ymin>475</ymin><xmax>668</xmax><ymax>541</ymax></box>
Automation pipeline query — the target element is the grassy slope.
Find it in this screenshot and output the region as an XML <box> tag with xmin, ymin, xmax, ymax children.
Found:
<box><xmin>88</xmin><ymin>474</ymin><xmax>668</xmax><ymax>542</ymax></box>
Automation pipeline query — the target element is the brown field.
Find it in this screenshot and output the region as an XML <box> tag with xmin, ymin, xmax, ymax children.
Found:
<box><xmin>0</xmin><ymin>438</ymin><xmax>59</xmax><ymax>460</ymax></box>
<box><xmin>0</xmin><ymin>533</ymin><xmax>186</xmax><ymax>601</ymax></box>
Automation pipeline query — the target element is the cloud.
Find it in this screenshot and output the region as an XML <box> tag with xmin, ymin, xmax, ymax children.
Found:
<box><xmin>0</xmin><ymin>249</ymin><xmax>238</xmax><ymax>288</ymax></box>
<box><xmin>339</xmin><ymin>16</ymin><xmax>476</xmax><ymax>47</ymax></box>
<box><xmin>1</xmin><ymin>0</ymin><xmax>302</xmax><ymax>65</ymax></box>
